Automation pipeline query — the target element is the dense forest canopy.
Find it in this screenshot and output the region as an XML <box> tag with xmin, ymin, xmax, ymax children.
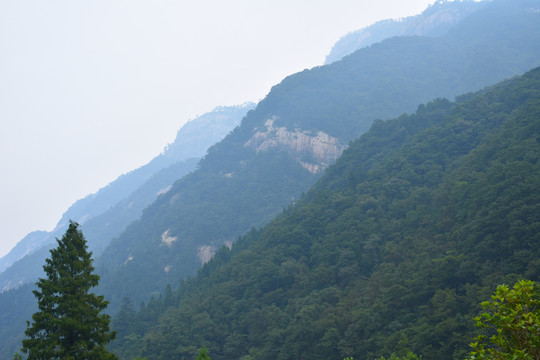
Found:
<box><xmin>2</xmin><ymin>1</ymin><xmax>540</xmax><ymax>358</ymax></box>
<box><xmin>110</xmin><ymin>67</ymin><xmax>540</xmax><ymax>359</ymax></box>
<box><xmin>95</xmin><ymin>0</ymin><xmax>540</xmax><ymax>312</ymax></box>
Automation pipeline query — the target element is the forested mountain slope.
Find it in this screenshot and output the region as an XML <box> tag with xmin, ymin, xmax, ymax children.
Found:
<box><xmin>3</xmin><ymin>0</ymin><xmax>540</xmax><ymax>357</ymax></box>
<box><xmin>116</xmin><ymin>66</ymin><xmax>540</xmax><ymax>360</ymax></box>
<box><xmin>96</xmin><ymin>0</ymin><xmax>540</xmax><ymax>309</ymax></box>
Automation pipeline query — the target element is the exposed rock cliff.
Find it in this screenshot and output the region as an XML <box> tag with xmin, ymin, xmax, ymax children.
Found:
<box><xmin>244</xmin><ymin>117</ymin><xmax>346</xmax><ymax>173</ymax></box>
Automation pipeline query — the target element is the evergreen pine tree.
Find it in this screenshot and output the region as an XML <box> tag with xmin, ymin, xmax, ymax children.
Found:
<box><xmin>21</xmin><ymin>221</ymin><xmax>117</xmax><ymax>359</ymax></box>
<box><xmin>113</xmin><ymin>297</ymin><xmax>136</xmax><ymax>339</ymax></box>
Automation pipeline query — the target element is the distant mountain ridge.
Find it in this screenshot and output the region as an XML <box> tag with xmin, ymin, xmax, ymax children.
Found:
<box><xmin>0</xmin><ymin>231</ymin><xmax>47</xmax><ymax>274</ymax></box>
<box><xmin>325</xmin><ymin>0</ymin><xmax>484</xmax><ymax>64</ymax></box>
<box><xmin>0</xmin><ymin>103</ymin><xmax>254</xmax><ymax>288</ymax></box>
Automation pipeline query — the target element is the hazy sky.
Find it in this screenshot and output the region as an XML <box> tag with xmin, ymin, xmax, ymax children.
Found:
<box><xmin>0</xmin><ymin>0</ymin><xmax>438</xmax><ymax>257</ymax></box>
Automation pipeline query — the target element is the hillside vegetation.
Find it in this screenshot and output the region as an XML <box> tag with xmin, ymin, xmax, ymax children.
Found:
<box><xmin>3</xmin><ymin>1</ymin><xmax>540</xmax><ymax>358</ymax></box>
<box><xmin>96</xmin><ymin>0</ymin><xmax>540</xmax><ymax>310</ymax></box>
<box><xmin>113</xmin><ymin>67</ymin><xmax>540</xmax><ymax>360</ymax></box>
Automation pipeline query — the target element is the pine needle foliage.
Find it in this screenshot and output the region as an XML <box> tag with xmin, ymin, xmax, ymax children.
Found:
<box><xmin>21</xmin><ymin>221</ymin><xmax>117</xmax><ymax>359</ymax></box>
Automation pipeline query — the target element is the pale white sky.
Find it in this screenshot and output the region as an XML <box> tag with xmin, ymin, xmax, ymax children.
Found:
<box><xmin>0</xmin><ymin>0</ymin><xmax>437</xmax><ymax>257</ymax></box>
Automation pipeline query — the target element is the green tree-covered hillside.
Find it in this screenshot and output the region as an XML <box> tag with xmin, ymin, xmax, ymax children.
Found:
<box><xmin>115</xmin><ymin>67</ymin><xmax>540</xmax><ymax>360</ymax></box>
<box><xmin>97</xmin><ymin>0</ymin><xmax>540</xmax><ymax>310</ymax></box>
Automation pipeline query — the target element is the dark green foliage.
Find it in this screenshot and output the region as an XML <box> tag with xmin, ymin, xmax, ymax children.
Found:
<box><xmin>113</xmin><ymin>297</ymin><xmax>137</xmax><ymax>339</ymax></box>
<box><xmin>21</xmin><ymin>222</ymin><xmax>116</xmax><ymax>359</ymax></box>
<box><xmin>115</xmin><ymin>67</ymin><xmax>540</xmax><ymax>359</ymax></box>
<box><xmin>0</xmin><ymin>284</ymin><xmax>36</xmax><ymax>357</ymax></box>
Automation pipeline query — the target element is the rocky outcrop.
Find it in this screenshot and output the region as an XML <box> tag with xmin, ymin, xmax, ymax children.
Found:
<box><xmin>244</xmin><ymin>117</ymin><xmax>346</xmax><ymax>173</ymax></box>
<box><xmin>198</xmin><ymin>245</ymin><xmax>216</xmax><ymax>265</ymax></box>
<box><xmin>161</xmin><ymin>229</ymin><xmax>177</xmax><ymax>247</ymax></box>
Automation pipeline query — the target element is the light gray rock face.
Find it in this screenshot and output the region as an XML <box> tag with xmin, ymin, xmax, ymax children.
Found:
<box><xmin>245</xmin><ymin>117</ymin><xmax>346</xmax><ymax>173</ymax></box>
